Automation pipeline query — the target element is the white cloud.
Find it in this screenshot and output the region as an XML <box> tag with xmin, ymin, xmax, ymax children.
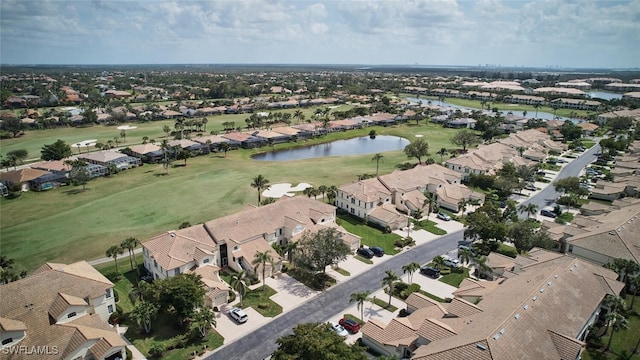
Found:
<box><xmin>0</xmin><ymin>0</ymin><xmax>637</xmax><ymax>67</ymax></box>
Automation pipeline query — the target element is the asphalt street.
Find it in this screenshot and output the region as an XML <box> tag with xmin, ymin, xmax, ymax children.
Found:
<box><xmin>206</xmin><ymin>144</ymin><xmax>601</xmax><ymax>360</ymax></box>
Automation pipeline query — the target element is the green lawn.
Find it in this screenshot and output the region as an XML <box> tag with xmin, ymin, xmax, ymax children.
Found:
<box><xmin>412</xmin><ymin>219</ymin><xmax>447</xmax><ymax>235</ymax></box>
<box><xmin>333</xmin><ymin>266</ymin><xmax>351</xmax><ymax>276</ymax></box>
<box><xmin>581</xmin><ymin>297</ymin><xmax>640</xmax><ymax>360</ymax></box>
<box><xmin>240</xmin><ymin>285</ymin><xmax>282</xmax><ymax>317</ymax></box>
<box><xmin>1</xmin><ymin>122</ymin><xmax>461</xmax><ymax>271</ymax></box>
<box><xmin>418</xmin><ymin>290</ymin><xmax>445</xmax><ymax>303</ymax></box>
<box><xmin>354</xmin><ymin>255</ymin><xmax>374</xmax><ymax>264</ymax></box>
<box><xmin>371</xmin><ymin>297</ymin><xmax>398</xmax><ymax>313</ymax></box>
<box><xmin>428</xmin><ymin>97</ymin><xmax>592</xmax><ymax>118</ymax></box>
<box><xmin>336</xmin><ymin>214</ymin><xmax>402</xmax><ymax>255</ymax></box>
<box><xmin>438</xmin><ymin>267</ymin><xmax>470</xmax><ymax>287</ymax></box>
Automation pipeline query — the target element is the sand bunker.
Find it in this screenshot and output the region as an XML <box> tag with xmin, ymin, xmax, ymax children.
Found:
<box><xmin>262</xmin><ymin>183</ymin><xmax>312</xmax><ymax>198</ymax></box>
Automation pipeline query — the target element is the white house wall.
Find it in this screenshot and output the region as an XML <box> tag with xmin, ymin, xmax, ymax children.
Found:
<box><xmin>91</xmin><ymin>292</ymin><xmax>116</xmax><ymax>322</ymax></box>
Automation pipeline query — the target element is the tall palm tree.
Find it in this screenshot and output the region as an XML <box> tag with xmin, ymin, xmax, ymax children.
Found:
<box><xmin>284</xmin><ymin>241</ymin><xmax>298</xmax><ymax>265</ymax></box>
<box><xmin>423</xmin><ymin>193</ymin><xmax>435</xmax><ymax>221</ymax></box>
<box><xmin>250</xmin><ymin>174</ymin><xmax>270</xmax><ymax>206</ymax></box>
<box><xmin>293</xmin><ymin>110</ymin><xmax>303</xmax><ymax>124</ymax></box>
<box><xmin>160</xmin><ymin>139</ymin><xmax>171</xmax><ymax>174</ymax></box>
<box><xmin>350</xmin><ymin>290</ymin><xmax>372</xmax><ymax>323</ymax></box>
<box><xmin>432</xmin><ymin>256</ymin><xmax>446</xmax><ymax>270</ymax></box>
<box><xmin>120</xmin><ymin>237</ymin><xmax>140</xmax><ymax>271</ymax></box>
<box><xmin>252</xmin><ymin>250</ymin><xmax>274</xmax><ymax>291</ymax></box>
<box><xmin>326</xmin><ymin>185</ymin><xmax>338</xmax><ymax>205</ymax></box>
<box><xmin>473</xmin><ymin>255</ymin><xmax>492</xmax><ymax>279</ymax></box>
<box><xmin>191</xmin><ymin>307</ymin><xmax>216</xmax><ymax>338</ymax></box>
<box><xmin>457</xmin><ymin>248</ymin><xmax>474</xmax><ymax>266</ymax></box>
<box><xmin>317</xmin><ymin>185</ymin><xmax>328</xmax><ymax>201</ymax></box>
<box><xmin>105</xmin><ymin>245</ymin><xmax>124</xmax><ymax>275</ymax></box>
<box><xmin>131</xmin><ymin>301</ymin><xmax>158</xmax><ymax>334</ymax></box>
<box><xmin>371</xmin><ymin>153</ymin><xmax>384</xmax><ymax>176</ymax></box>
<box><xmin>436</xmin><ymin>148</ymin><xmax>448</xmax><ymax>163</ymax></box>
<box><xmin>518</xmin><ymin>203</ymin><xmax>539</xmax><ymax>219</ymax></box>
<box><xmin>381</xmin><ymin>270</ymin><xmax>400</xmax><ymax>307</ymax></box>
<box><xmin>230</xmin><ymin>270</ymin><xmax>249</xmax><ymax>307</ymax></box>
<box><xmin>402</xmin><ymin>262</ymin><xmax>421</xmax><ymax>285</ymax></box>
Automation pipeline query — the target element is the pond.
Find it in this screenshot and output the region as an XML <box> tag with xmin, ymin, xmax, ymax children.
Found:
<box><xmin>251</xmin><ymin>135</ymin><xmax>410</xmax><ymax>161</ymax></box>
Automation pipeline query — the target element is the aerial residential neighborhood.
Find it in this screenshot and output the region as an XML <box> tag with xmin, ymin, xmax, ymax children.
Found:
<box><xmin>1</xmin><ymin>1</ymin><xmax>640</xmax><ymax>358</ymax></box>
<box><xmin>1</xmin><ymin>64</ymin><xmax>639</xmax><ymax>360</ymax></box>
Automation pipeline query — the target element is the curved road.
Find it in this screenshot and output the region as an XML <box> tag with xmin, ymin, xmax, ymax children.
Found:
<box><xmin>207</xmin><ymin>144</ymin><xmax>601</xmax><ymax>360</ymax></box>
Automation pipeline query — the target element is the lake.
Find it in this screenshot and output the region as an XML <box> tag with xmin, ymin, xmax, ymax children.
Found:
<box><xmin>251</xmin><ymin>135</ymin><xmax>410</xmax><ymax>161</ymax></box>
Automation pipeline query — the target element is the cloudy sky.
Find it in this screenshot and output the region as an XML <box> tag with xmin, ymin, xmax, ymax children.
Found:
<box><xmin>1</xmin><ymin>0</ymin><xmax>638</xmax><ymax>68</ymax></box>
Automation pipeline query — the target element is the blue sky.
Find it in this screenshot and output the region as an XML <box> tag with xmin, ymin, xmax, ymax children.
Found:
<box><xmin>1</xmin><ymin>0</ymin><xmax>638</xmax><ymax>68</ymax></box>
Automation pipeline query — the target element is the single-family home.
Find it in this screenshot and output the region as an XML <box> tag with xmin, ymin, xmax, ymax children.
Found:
<box><xmin>126</xmin><ymin>143</ymin><xmax>164</xmax><ymax>163</ymax></box>
<box><xmin>0</xmin><ymin>168</ymin><xmax>67</xmax><ymax>191</ymax></box>
<box><xmin>445</xmin><ymin>142</ymin><xmax>520</xmax><ymax>180</ymax></box>
<box><xmin>0</xmin><ymin>261</ymin><xmax>129</xmax><ymax>359</ymax></box>
<box><xmin>360</xmin><ymin>248</ymin><xmax>624</xmax><ymax>360</ymax></box>
<box><xmin>79</xmin><ymin>151</ymin><xmax>141</xmax><ymax>170</ymax></box>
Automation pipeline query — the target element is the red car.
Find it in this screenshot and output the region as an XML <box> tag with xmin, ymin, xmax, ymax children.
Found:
<box><xmin>339</xmin><ymin>318</ymin><xmax>360</xmax><ymax>334</ymax></box>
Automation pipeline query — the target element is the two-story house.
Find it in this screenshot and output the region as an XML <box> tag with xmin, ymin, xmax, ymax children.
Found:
<box><xmin>0</xmin><ymin>261</ymin><xmax>128</xmax><ymax>359</ymax></box>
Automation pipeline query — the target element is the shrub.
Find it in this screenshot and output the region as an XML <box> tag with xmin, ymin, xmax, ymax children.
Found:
<box><xmin>398</xmin><ymin>309</ymin><xmax>409</xmax><ymax>317</ymax></box>
<box><xmin>227</xmin><ymin>290</ymin><xmax>236</xmax><ymax>303</ymax></box>
<box><xmin>496</xmin><ymin>246</ymin><xmax>518</xmax><ymax>259</ymax></box>
<box><xmin>114</xmin><ymin>290</ymin><xmax>120</xmax><ymax>303</ymax></box>
<box><xmin>440</xmin><ymin>267</ymin><xmax>452</xmax><ymax>275</ymax></box>
<box><xmin>148</xmin><ymin>344</ymin><xmax>165</xmax><ymax>358</ymax></box>
<box><xmin>258</xmin><ymin>303</ymin><xmax>269</xmax><ymax>309</ymax></box>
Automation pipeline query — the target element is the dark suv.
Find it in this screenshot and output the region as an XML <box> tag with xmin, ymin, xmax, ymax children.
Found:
<box><xmin>370</xmin><ymin>246</ymin><xmax>385</xmax><ymax>257</ymax></box>
<box><xmin>357</xmin><ymin>247</ymin><xmax>374</xmax><ymax>259</ymax></box>
<box><xmin>420</xmin><ymin>266</ymin><xmax>441</xmax><ymax>278</ymax></box>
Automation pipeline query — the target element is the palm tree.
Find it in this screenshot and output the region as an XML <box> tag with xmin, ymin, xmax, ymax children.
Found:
<box><xmin>160</xmin><ymin>139</ymin><xmax>171</xmax><ymax>174</ymax></box>
<box><xmin>250</xmin><ymin>174</ymin><xmax>270</xmax><ymax>206</ymax></box>
<box><xmin>432</xmin><ymin>256</ymin><xmax>446</xmax><ymax>270</ymax></box>
<box><xmin>350</xmin><ymin>290</ymin><xmax>372</xmax><ymax>323</ymax></box>
<box><xmin>131</xmin><ymin>301</ymin><xmax>158</xmax><ymax>334</ymax></box>
<box><xmin>423</xmin><ymin>193</ymin><xmax>435</xmax><ymax>221</ymax></box>
<box><xmin>129</xmin><ymin>280</ymin><xmax>150</xmax><ymax>305</ymax></box>
<box><xmin>120</xmin><ymin>237</ymin><xmax>140</xmax><ymax>271</ymax></box>
<box><xmin>191</xmin><ymin>307</ymin><xmax>216</xmax><ymax>338</ymax></box>
<box><xmin>230</xmin><ymin>270</ymin><xmax>249</xmax><ymax>307</ymax></box>
<box><xmin>252</xmin><ymin>250</ymin><xmax>274</xmax><ymax>291</ymax></box>
<box><xmin>457</xmin><ymin>248</ymin><xmax>474</xmax><ymax>266</ymax></box>
<box><xmin>105</xmin><ymin>245</ymin><xmax>124</xmax><ymax>275</ymax></box>
<box><xmin>284</xmin><ymin>241</ymin><xmax>298</xmax><ymax>265</ymax></box>
<box><xmin>371</xmin><ymin>153</ymin><xmax>384</xmax><ymax>176</ymax></box>
<box><xmin>293</xmin><ymin>109</ymin><xmax>303</xmax><ymax>124</ymax></box>
<box><xmin>218</xmin><ymin>142</ymin><xmax>230</xmax><ymax>157</ymax></box>
<box><xmin>326</xmin><ymin>185</ymin><xmax>338</xmax><ymax>205</ymax></box>
<box><xmin>402</xmin><ymin>262</ymin><xmax>421</xmax><ymax>285</ymax></box>
<box><xmin>603</xmin><ymin>294</ymin><xmax>628</xmax><ymax>351</ymax></box>
<box><xmin>629</xmin><ymin>275</ymin><xmax>640</xmax><ymax>309</ymax></box>
<box><xmin>382</xmin><ymin>270</ymin><xmax>400</xmax><ymax>307</ymax></box>
<box><xmin>473</xmin><ymin>255</ymin><xmax>492</xmax><ymax>279</ymax></box>
<box><xmin>175</xmin><ymin>118</ymin><xmax>185</xmax><ymax>139</ymax></box>
<box><xmin>518</xmin><ymin>203</ymin><xmax>539</xmax><ymax>219</ymax></box>
<box><xmin>436</xmin><ymin>148</ymin><xmax>448</xmax><ymax>163</ymax></box>
<box><xmin>317</xmin><ymin>185</ymin><xmax>328</xmax><ymax>201</ymax></box>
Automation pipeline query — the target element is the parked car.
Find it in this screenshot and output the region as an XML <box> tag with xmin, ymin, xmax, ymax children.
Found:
<box><xmin>329</xmin><ymin>321</ymin><xmax>349</xmax><ymax>337</ymax></box>
<box><xmin>370</xmin><ymin>246</ymin><xmax>385</xmax><ymax>257</ymax></box>
<box><xmin>540</xmin><ymin>209</ymin><xmax>557</xmax><ymax>218</ymax></box>
<box><xmin>437</xmin><ymin>212</ymin><xmax>451</xmax><ymax>221</ymax></box>
<box><xmin>524</xmin><ymin>183</ymin><xmax>537</xmax><ymax>191</ymax></box>
<box><xmin>420</xmin><ymin>266</ymin><xmax>441</xmax><ymax>278</ymax></box>
<box><xmin>339</xmin><ymin>318</ymin><xmax>360</xmax><ymax>333</ymax></box>
<box><xmin>458</xmin><ymin>245</ymin><xmax>477</xmax><ymax>256</ymax></box>
<box><xmin>229</xmin><ymin>307</ymin><xmax>248</xmax><ymax>323</ymax></box>
<box><xmin>357</xmin><ymin>247</ymin><xmax>374</xmax><ymax>259</ymax></box>
<box><xmin>443</xmin><ymin>258</ymin><xmax>460</xmax><ymax>268</ymax></box>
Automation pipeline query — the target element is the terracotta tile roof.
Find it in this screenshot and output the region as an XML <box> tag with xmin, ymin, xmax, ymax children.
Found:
<box><xmin>338</xmin><ymin>178</ymin><xmax>392</xmax><ymax>202</ymax></box>
<box><xmin>0</xmin><ymin>262</ymin><xmax>121</xmax><ymax>360</ymax></box>
<box><xmin>222</xmin><ymin>132</ymin><xmax>253</xmax><ymax>142</ymax></box>
<box><xmin>32</xmin><ymin>160</ymin><xmax>72</xmax><ymax>172</ymax></box>
<box><xmin>366</xmin><ymin>251</ymin><xmax>623</xmax><ymax>360</ymax></box>
<box><xmin>143</xmin><ymin>225</ymin><xmax>218</xmax><ymax>271</ymax></box>
<box><xmin>204</xmin><ymin>196</ymin><xmax>335</xmax><ymax>245</ymax></box>
<box><xmin>0</xmin><ymin>168</ymin><xmax>51</xmax><ymax>183</ymax></box>
<box><xmin>49</xmin><ymin>292</ymin><xmax>89</xmax><ymax>319</ymax></box>
<box><xmin>362</xmin><ymin>318</ymin><xmax>418</xmax><ymax>347</ymax></box>
<box><xmin>272</xmin><ymin>126</ymin><xmax>300</xmax><ymax>136</ymax></box>
<box><xmin>129</xmin><ymin>143</ymin><xmax>161</xmax><ymax>154</ymax></box>
<box><xmin>0</xmin><ymin>317</ymin><xmax>26</xmax><ymax>331</ymax></box>
<box><xmin>79</xmin><ymin>150</ymin><xmax>128</xmax><ymax>163</ymax></box>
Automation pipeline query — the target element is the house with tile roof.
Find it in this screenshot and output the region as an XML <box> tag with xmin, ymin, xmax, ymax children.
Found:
<box><xmin>445</xmin><ymin>142</ymin><xmax>520</xmax><ymax>180</ymax></box>
<box><xmin>0</xmin><ymin>168</ymin><xmax>67</xmax><ymax>192</ymax></box>
<box><xmin>142</xmin><ymin>196</ymin><xmax>360</xmax><ymax>304</ymax></box>
<box><xmin>0</xmin><ymin>261</ymin><xmax>129</xmax><ymax>359</ymax></box>
<box><xmin>336</xmin><ymin>164</ymin><xmax>484</xmax><ymax>230</ymax></box>
<box><xmin>360</xmin><ymin>249</ymin><xmax>624</xmax><ymax>360</ymax></box>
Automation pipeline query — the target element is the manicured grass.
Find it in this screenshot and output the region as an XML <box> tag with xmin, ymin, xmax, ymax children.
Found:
<box><xmin>2</xmin><ymin>122</ymin><xmax>460</xmax><ymax>271</ymax></box>
<box><xmin>240</xmin><ymin>285</ymin><xmax>282</xmax><ymax>318</ymax></box>
<box><xmin>430</xmin><ymin>97</ymin><xmax>591</xmax><ymax>118</ymax></box>
<box><xmin>333</xmin><ymin>266</ymin><xmax>351</xmax><ymax>276</ymax></box>
<box><xmin>371</xmin><ymin>297</ymin><xmax>398</xmax><ymax>313</ymax></box>
<box><xmin>354</xmin><ymin>255</ymin><xmax>374</xmax><ymax>264</ymax></box>
<box><xmin>418</xmin><ymin>289</ymin><xmax>445</xmax><ymax>303</ymax></box>
<box><xmin>582</xmin><ymin>140</ymin><xmax>596</xmax><ymax>149</ymax></box>
<box><xmin>412</xmin><ymin>219</ymin><xmax>447</xmax><ymax>235</ymax></box>
<box><xmin>581</xmin><ymin>297</ymin><xmax>640</xmax><ymax>360</ymax></box>
<box><xmin>287</xmin><ymin>267</ymin><xmax>337</xmax><ymax>290</ymax></box>
<box><xmin>557</xmin><ymin>212</ymin><xmax>575</xmax><ymax>224</ymax></box>
<box><xmin>337</xmin><ymin>214</ymin><xmax>402</xmax><ymax>255</ymax></box>
<box><xmin>343</xmin><ymin>313</ymin><xmax>362</xmax><ymax>324</ymax></box>
<box><xmin>438</xmin><ymin>267</ymin><xmax>470</xmax><ymax>287</ymax></box>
